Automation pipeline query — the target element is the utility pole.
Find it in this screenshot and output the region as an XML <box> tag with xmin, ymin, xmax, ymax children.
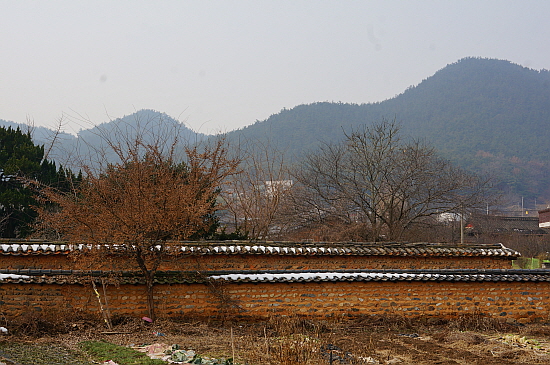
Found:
<box><xmin>521</xmin><ymin>197</ymin><xmax>524</xmax><ymax>216</ymax></box>
<box><xmin>460</xmin><ymin>204</ymin><xmax>464</xmax><ymax>245</ymax></box>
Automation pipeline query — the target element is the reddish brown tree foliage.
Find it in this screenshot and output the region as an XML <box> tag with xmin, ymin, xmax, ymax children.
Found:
<box><xmin>35</xmin><ymin>137</ymin><xmax>238</xmax><ymax>320</ymax></box>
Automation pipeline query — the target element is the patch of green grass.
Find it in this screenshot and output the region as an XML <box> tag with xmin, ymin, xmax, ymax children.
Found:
<box><xmin>79</xmin><ymin>341</ymin><xmax>166</xmax><ymax>365</ymax></box>
<box><xmin>0</xmin><ymin>341</ymin><xmax>94</xmax><ymax>365</ymax></box>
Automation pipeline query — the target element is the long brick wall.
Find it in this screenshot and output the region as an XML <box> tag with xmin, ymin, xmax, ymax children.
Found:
<box><xmin>1</xmin><ymin>279</ymin><xmax>549</xmax><ymax>323</ymax></box>
<box><xmin>3</xmin><ymin>240</ymin><xmax>540</xmax><ymax>322</ymax></box>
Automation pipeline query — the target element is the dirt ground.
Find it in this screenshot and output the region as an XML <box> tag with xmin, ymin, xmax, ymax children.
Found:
<box><xmin>3</xmin><ymin>315</ymin><xmax>550</xmax><ymax>364</ymax></box>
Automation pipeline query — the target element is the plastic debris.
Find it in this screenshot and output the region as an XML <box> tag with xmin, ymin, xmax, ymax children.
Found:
<box><xmin>142</xmin><ymin>316</ymin><xmax>153</xmax><ymax>323</ymax></box>
<box><xmin>142</xmin><ymin>343</ymin><xmax>171</xmax><ymax>359</ymax></box>
<box><xmin>361</xmin><ymin>356</ymin><xmax>381</xmax><ymax>364</ymax></box>
<box><xmin>0</xmin><ymin>327</ymin><xmax>7</xmax><ymax>334</ymax></box>
<box><xmin>134</xmin><ymin>343</ymin><xmax>233</xmax><ymax>364</ymax></box>
<box><xmin>103</xmin><ymin>361</ymin><xmax>119</xmax><ymax>365</ymax></box>
<box><xmin>171</xmin><ymin>349</ymin><xmax>196</xmax><ymax>363</ymax></box>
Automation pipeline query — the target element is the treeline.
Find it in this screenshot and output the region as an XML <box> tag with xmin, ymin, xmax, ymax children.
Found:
<box><xmin>0</xmin><ymin>127</ymin><xmax>80</xmax><ymax>237</ymax></box>
<box><xmin>1</xmin><ymin>119</ymin><xmax>490</xmax><ymax>242</ymax></box>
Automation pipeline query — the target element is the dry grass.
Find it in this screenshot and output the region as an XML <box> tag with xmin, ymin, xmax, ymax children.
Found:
<box><xmin>3</xmin><ymin>307</ymin><xmax>98</xmax><ymax>337</ymax></box>
<box><xmin>4</xmin><ymin>312</ymin><xmax>550</xmax><ymax>364</ymax></box>
<box><xmin>237</xmin><ymin>316</ymin><xmax>324</xmax><ymax>365</ymax></box>
<box><xmin>233</xmin><ymin>316</ymin><xmax>379</xmax><ymax>365</ymax></box>
<box><xmin>446</xmin><ymin>310</ymin><xmax>516</xmax><ymax>332</ymax></box>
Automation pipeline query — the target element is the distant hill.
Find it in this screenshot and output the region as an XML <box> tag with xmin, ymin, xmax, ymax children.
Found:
<box><xmin>76</xmin><ymin>109</ymin><xmax>204</xmax><ymax>146</ymax></box>
<box><xmin>385</xmin><ymin>57</ymin><xmax>550</xmax><ymax>160</ymax></box>
<box><xmin>0</xmin><ymin>119</ymin><xmax>77</xmax><ymax>149</ymax></box>
<box><xmin>224</xmin><ymin>58</ymin><xmax>550</xmax><ymax>202</ymax></box>
<box><xmin>1</xmin><ymin>109</ymin><xmax>206</xmax><ymax>169</ymax></box>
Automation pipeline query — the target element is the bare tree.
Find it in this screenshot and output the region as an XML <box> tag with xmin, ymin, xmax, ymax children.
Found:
<box><xmin>34</xmin><ymin>126</ymin><xmax>238</xmax><ymax>320</ymax></box>
<box><xmin>221</xmin><ymin>138</ymin><xmax>292</xmax><ymax>240</ymax></box>
<box><xmin>291</xmin><ymin>119</ymin><xmax>493</xmax><ymax>241</ymax></box>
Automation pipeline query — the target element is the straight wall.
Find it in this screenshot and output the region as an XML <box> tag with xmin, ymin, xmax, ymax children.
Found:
<box><xmin>2</xmin><ymin>280</ymin><xmax>549</xmax><ymax>322</ymax></box>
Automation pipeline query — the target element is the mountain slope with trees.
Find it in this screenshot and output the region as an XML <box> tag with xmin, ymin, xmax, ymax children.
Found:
<box><xmin>2</xmin><ymin>58</ymin><xmax>549</xmax><ymax>202</ymax></box>
<box><xmin>386</xmin><ymin>57</ymin><xmax>550</xmax><ymax>160</ymax></box>
<box><xmin>227</xmin><ymin>58</ymin><xmax>550</xmax><ymax>202</ymax></box>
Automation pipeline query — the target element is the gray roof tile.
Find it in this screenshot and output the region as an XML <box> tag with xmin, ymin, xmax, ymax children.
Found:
<box><xmin>2</xmin><ymin>268</ymin><xmax>549</xmax><ymax>285</ymax></box>
<box><xmin>0</xmin><ymin>239</ymin><xmax>520</xmax><ymax>258</ymax></box>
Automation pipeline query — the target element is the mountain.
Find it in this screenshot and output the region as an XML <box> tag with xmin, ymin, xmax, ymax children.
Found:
<box><xmin>1</xmin><ymin>109</ymin><xmax>206</xmax><ymax>169</ymax></box>
<box><xmin>3</xmin><ymin>58</ymin><xmax>550</xmax><ymax>201</ymax></box>
<box><xmin>224</xmin><ymin>58</ymin><xmax>550</xmax><ymax>202</ymax></box>
<box><xmin>0</xmin><ymin>119</ymin><xmax>77</xmax><ymax>149</ymax></box>
<box><xmin>76</xmin><ymin>109</ymin><xmax>204</xmax><ymax>146</ymax></box>
<box><xmin>385</xmin><ymin>58</ymin><xmax>550</xmax><ymax>160</ymax></box>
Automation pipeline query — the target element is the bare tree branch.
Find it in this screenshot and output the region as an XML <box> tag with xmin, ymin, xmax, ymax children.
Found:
<box><xmin>291</xmin><ymin>119</ymin><xmax>494</xmax><ymax>241</ymax></box>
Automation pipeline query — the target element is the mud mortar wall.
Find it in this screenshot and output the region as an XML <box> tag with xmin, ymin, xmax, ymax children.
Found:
<box><xmin>180</xmin><ymin>255</ymin><xmax>512</xmax><ymax>271</ymax></box>
<box><xmin>1</xmin><ymin>280</ymin><xmax>549</xmax><ymax>322</ymax></box>
<box><xmin>0</xmin><ymin>253</ymin><xmax>512</xmax><ymax>271</ymax></box>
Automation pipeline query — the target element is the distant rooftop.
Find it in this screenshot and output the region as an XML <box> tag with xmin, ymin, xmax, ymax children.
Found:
<box><xmin>539</xmin><ymin>208</ymin><xmax>550</xmax><ymax>228</ymax></box>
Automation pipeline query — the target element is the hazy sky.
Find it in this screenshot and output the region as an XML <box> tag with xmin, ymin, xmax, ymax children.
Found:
<box><xmin>1</xmin><ymin>1</ymin><xmax>549</xmax><ymax>135</ymax></box>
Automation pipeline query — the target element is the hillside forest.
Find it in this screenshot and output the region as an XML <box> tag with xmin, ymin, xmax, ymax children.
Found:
<box><xmin>230</xmin><ymin>58</ymin><xmax>550</xmax><ymax>209</ymax></box>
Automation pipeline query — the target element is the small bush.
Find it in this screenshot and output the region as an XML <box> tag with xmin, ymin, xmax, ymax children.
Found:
<box><xmin>110</xmin><ymin>314</ymin><xmax>136</xmax><ymax>327</ymax></box>
<box><xmin>266</xmin><ymin>333</ymin><xmax>321</xmax><ymax>365</ymax></box>
<box><xmin>267</xmin><ymin>315</ymin><xmax>326</xmax><ymax>337</ymax></box>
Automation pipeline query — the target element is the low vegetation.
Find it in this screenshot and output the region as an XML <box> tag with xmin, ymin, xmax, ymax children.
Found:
<box><xmin>80</xmin><ymin>341</ymin><xmax>165</xmax><ymax>365</ymax></box>
<box><xmin>2</xmin><ymin>313</ymin><xmax>550</xmax><ymax>364</ymax></box>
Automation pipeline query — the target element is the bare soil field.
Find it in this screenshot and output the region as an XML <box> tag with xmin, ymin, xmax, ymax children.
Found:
<box><xmin>2</xmin><ymin>314</ymin><xmax>550</xmax><ymax>364</ymax></box>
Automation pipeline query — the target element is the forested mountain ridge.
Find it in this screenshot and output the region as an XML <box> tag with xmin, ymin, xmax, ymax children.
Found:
<box><xmin>2</xmin><ymin>58</ymin><xmax>549</xmax><ymax>201</ymax></box>
<box><xmin>226</xmin><ymin>58</ymin><xmax>550</xmax><ymax>202</ymax></box>
<box><xmin>388</xmin><ymin>57</ymin><xmax>550</xmax><ymax>159</ymax></box>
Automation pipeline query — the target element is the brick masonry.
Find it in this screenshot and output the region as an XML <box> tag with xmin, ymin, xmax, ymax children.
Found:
<box><xmin>1</xmin><ymin>280</ymin><xmax>549</xmax><ymax>323</ymax></box>
<box><xmin>3</xmin><ymin>241</ymin><xmax>543</xmax><ymax>322</ymax></box>
<box><xmin>0</xmin><ymin>252</ymin><xmax>513</xmax><ymax>271</ymax></box>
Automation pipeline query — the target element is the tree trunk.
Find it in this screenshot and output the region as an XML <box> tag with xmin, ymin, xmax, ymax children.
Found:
<box><xmin>144</xmin><ymin>270</ymin><xmax>156</xmax><ymax>321</ymax></box>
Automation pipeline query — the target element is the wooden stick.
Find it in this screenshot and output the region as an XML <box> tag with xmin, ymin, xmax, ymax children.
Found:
<box><xmin>231</xmin><ymin>327</ymin><xmax>236</xmax><ymax>363</ymax></box>
<box><xmin>101</xmin><ymin>278</ymin><xmax>113</xmax><ymax>330</ymax></box>
<box><xmin>92</xmin><ymin>280</ymin><xmax>112</xmax><ymax>330</ymax></box>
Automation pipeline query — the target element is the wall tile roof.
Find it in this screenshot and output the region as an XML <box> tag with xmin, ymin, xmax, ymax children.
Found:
<box><xmin>0</xmin><ymin>243</ymin><xmax>71</xmax><ymax>255</ymax></box>
<box><xmin>0</xmin><ymin>240</ymin><xmax>520</xmax><ymax>258</ymax></box>
<box><xmin>1</xmin><ymin>268</ymin><xmax>546</xmax><ymax>285</ymax></box>
<box><xmin>209</xmin><ymin>271</ymin><xmax>550</xmax><ymax>283</ymax></box>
